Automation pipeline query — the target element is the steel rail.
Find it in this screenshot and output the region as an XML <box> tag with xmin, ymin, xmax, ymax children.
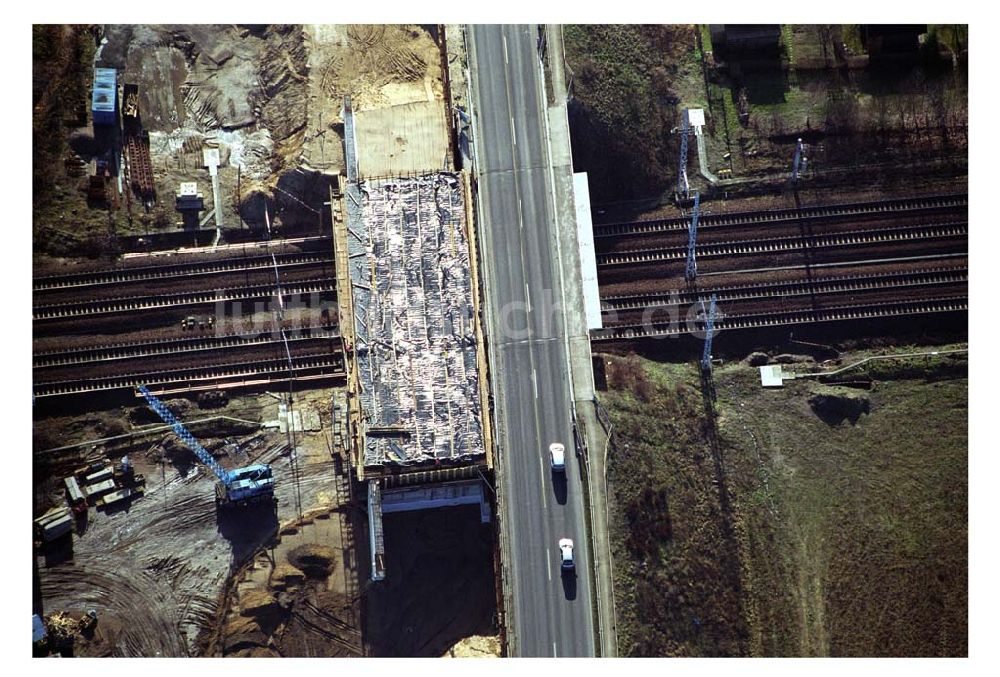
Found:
<box><xmin>596</xmin><ymin>222</ymin><xmax>967</xmax><ymax>267</ymax></box>
<box><xmin>33</xmin><ymin>251</ymin><xmax>333</xmax><ymax>292</ymax></box>
<box><xmin>33</xmin><ymin>353</ymin><xmax>346</xmax><ymax>398</ymax></box>
<box><xmin>600</xmin><ymin>267</ymin><xmax>968</xmax><ymax>312</ymax></box>
<box><xmin>33</xmin><ymin>327</ymin><xmax>341</xmax><ymax>369</ymax></box>
<box><xmin>592</xmin><ymin>296</ymin><xmax>968</xmax><ymax>341</ymax></box>
<box><xmin>33</xmin><ymin>279</ymin><xmax>335</xmax><ymax>321</ymax></box>
<box><xmin>593</xmin><ymin>193</ymin><xmax>967</xmax><ymax>238</ymax></box>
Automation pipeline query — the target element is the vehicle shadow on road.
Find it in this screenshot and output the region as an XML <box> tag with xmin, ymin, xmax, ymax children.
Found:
<box><xmin>552</xmin><ymin>471</ymin><xmax>568</xmax><ymax>505</ymax></box>
<box><xmin>561</xmin><ymin>570</ymin><xmax>577</xmax><ymax>600</ymax></box>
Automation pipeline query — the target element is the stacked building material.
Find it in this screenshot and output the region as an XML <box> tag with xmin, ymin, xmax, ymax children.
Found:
<box><xmin>126</xmin><ymin>131</ymin><xmax>155</xmax><ymax>204</ymax></box>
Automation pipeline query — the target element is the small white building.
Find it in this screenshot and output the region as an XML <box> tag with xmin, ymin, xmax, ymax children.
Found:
<box><xmin>759</xmin><ymin>364</ymin><xmax>788</xmax><ymax>387</ymax></box>
<box><xmin>685</xmin><ymin>108</ymin><xmax>706</xmax><ymax>136</ymax></box>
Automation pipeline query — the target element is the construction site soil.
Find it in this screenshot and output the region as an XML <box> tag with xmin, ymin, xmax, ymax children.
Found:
<box><xmin>33</xmin><ymin>24</ymin><xmax>446</xmax><ymax>260</ymax></box>
<box><xmin>34</xmin><ymin>387</ymin><xmax>497</xmax><ymax>657</ymax></box>
<box><xmin>598</xmin><ymin>345</ymin><xmax>967</xmax><ymax>656</ymax></box>
<box><xmin>207</xmin><ymin>507</ymin><xmax>364</xmax><ymax>657</ymax></box>
<box><xmin>33</xmin><ymin>389</ymin><xmax>345</xmax><ymax>655</ymax></box>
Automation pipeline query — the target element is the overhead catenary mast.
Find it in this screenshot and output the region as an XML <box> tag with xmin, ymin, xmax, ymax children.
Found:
<box><xmin>677</xmin><ymin>111</ymin><xmax>691</xmax><ymax>198</ymax></box>
<box><xmin>685</xmin><ymin>191</ymin><xmax>701</xmax><ymax>281</ymax></box>
<box><xmin>700</xmin><ymin>294</ymin><xmax>718</xmax><ymax>373</ymax></box>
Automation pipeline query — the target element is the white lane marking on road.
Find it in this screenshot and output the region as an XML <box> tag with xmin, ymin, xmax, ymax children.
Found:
<box><xmin>503</xmin><ymin>34</ymin><xmax>509</xmax><ymax>64</ymax></box>
<box><xmin>518</xmin><ymin>198</ymin><xmax>523</xmax><ymax>229</ymax></box>
<box><xmin>553</xmin><ymin>642</ymin><xmax>558</xmax><ymax>657</ymax></box>
<box><xmin>546</xmin><ymin>548</ymin><xmax>552</xmax><ymax>581</ymax></box>
<box><xmin>539</xmin><ymin>454</ymin><xmax>548</xmax><ymax>510</ymax></box>
<box><xmin>501</xmin><ymin>337</ymin><xmax>560</xmax><ymax>347</ymax></box>
<box><xmin>532</xmin><ymin>368</ymin><xmax>538</xmax><ymax>399</ymax></box>
<box><xmin>510</xmin><ymin>117</ymin><xmax>517</xmax><ymax>146</ymax></box>
<box><xmin>525</xmin><ymin>283</ymin><xmax>532</xmax><ymax>313</ymax></box>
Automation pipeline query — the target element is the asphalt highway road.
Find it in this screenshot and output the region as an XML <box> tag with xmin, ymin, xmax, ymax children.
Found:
<box><xmin>468</xmin><ymin>24</ymin><xmax>596</xmax><ymax>657</ymax></box>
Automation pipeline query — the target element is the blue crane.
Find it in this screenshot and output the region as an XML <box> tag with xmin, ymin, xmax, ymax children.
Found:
<box><xmin>138</xmin><ymin>385</ymin><xmax>275</xmax><ymax>508</ymax></box>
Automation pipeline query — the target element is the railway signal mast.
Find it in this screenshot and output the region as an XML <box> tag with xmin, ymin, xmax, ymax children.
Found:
<box><xmin>137</xmin><ymin>385</ymin><xmax>276</xmax><ymax>508</ymax></box>
<box><xmin>685</xmin><ymin>191</ymin><xmax>701</xmax><ymax>281</ymax></box>
<box><xmin>700</xmin><ymin>294</ymin><xmax>718</xmax><ymax>373</ymax></box>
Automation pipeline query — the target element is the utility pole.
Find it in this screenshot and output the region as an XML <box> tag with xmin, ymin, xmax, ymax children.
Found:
<box><xmin>237</xmin><ymin>165</ymin><xmax>244</xmax><ymax>229</ymax></box>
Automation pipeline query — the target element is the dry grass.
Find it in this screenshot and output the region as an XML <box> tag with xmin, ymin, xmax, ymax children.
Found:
<box><xmin>600</xmin><ymin>349</ymin><xmax>967</xmax><ymax>656</ymax></box>
<box><xmin>563</xmin><ymin>25</ymin><xmax>699</xmax><ymax>203</ymax></box>
<box><xmin>600</xmin><ymin>354</ymin><xmax>749</xmax><ymax>656</ymax></box>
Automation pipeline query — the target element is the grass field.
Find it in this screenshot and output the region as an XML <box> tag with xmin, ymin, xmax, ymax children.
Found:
<box><xmin>599</xmin><ymin>347</ymin><xmax>967</xmax><ymax>656</ymax></box>
<box><xmin>563</xmin><ymin>25</ymin><xmax>701</xmax><ymax>203</ymax></box>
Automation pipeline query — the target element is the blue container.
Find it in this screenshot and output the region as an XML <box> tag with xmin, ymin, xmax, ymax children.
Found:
<box><xmin>91</xmin><ymin>68</ymin><xmax>117</xmax><ymax>126</ymax></box>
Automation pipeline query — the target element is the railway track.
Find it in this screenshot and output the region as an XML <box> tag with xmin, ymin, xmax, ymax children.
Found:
<box><xmin>33</xmin><ymin>353</ymin><xmax>345</xmax><ymax>398</ymax></box>
<box><xmin>601</xmin><ymin>267</ymin><xmax>968</xmax><ymax>313</ymax></box>
<box><xmin>33</xmin><ymin>279</ymin><xmax>335</xmax><ymax>321</ymax></box>
<box><xmin>33</xmin><ymin>251</ymin><xmax>334</xmax><ymax>292</ymax></box>
<box><xmin>594</xmin><ymin>193</ymin><xmax>967</xmax><ymax>238</ymax></box>
<box><xmin>33</xmin><ymin>327</ymin><xmax>341</xmax><ymax>369</ymax></box>
<box><xmin>597</xmin><ymin>222</ymin><xmax>967</xmax><ymax>267</ymax></box>
<box><xmin>593</xmin><ymin>296</ymin><xmax>968</xmax><ymax>342</ymax></box>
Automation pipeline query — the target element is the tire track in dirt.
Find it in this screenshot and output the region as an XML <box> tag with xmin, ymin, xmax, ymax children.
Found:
<box><xmin>37</xmin><ymin>466</ymin><xmax>255</xmax><ymax>655</ymax></box>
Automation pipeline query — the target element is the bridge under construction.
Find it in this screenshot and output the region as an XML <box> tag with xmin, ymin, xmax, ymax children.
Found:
<box><xmin>333</xmin><ymin>98</ymin><xmax>494</xmax><ymax>582</ymax></box>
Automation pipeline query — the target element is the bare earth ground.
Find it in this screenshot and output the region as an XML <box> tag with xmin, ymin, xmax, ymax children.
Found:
<box><xmin>599</xmin><ymin>347</ymin><xmax>967</xmax><ymax>656</ymax></box>
<box><xmin>33</xmin><ymin>23</ymin><xmax>446</xmax><ymax>261</ymax></box>
<box><xmin>441</xmin><ymin>634</ymin><xmax>501</xmax><ymax>657</ymax></box>
<box><xmin>33</xmin><ymin>386</ymin><xmax>498</xmax><ymax>657</ymax></box>
<box><xmin>210</xmin><ymin>506</ymin><xmax>364</xmax><ymax>657</ymax></box>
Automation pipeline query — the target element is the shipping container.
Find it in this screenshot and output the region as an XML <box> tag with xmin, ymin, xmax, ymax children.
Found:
<box><xmin>34</xmin><ymin>507</ymin><xmax>73</xmax><ymax>543</ymax></box>
<box><xmin>34</xmin><ymin>506</ymin><xmax>69</xmax><ymax>526</ymax></box>
<box><xmin>64</xmin><ymin>476</ymin><xmax>85</xmax><ymax>505</ymax></box>
<box><xmin>97</xmin><ymin>487</ymin><xmax>143</xmax><ymax>508</ymax></box>
<box><xmin>84</xmin><ymin>466</ymin><xmax>114</xmax><ymax>485</ymax></box>
<box><xmin>40</xmin><ymin>514</ymin><xmax>73</xmax><ymax>542</ymax></box>
<box><xmin>84</xmin><ymin>478</ymin><xmax>116</xmax><ymax>499</ymax></box>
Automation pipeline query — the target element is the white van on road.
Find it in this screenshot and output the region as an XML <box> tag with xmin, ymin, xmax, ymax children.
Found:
<box><xmin>549</xmin><ymin>442</ymin><xmax>566</xmax><ymax>472</ymax></box>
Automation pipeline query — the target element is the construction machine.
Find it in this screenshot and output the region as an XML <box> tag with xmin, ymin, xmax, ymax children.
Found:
<box><xmin>137</xmin><ymin>386</ymin><xmax>276</xmax><ymax>508</ymax></box>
